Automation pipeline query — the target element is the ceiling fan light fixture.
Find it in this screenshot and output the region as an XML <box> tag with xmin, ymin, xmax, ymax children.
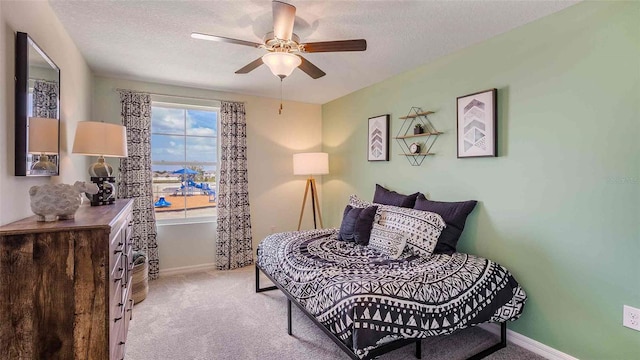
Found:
<box><xmin>262</xmin><ymin>52</ymin><xmax>301</xmax><ymax>78</ymax></box>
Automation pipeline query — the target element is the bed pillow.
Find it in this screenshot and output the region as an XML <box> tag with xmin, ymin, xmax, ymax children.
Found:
<box><xmin>338</xmin><ymin>205</ymin><xmax>378</xmax><ymax>245</ymax></box>
<box><xmin>368</xmin><ymin>223</ymin><xmax>407</xmax><ymax>259</ymax></box>
<box><xmin>373</xmin><ymin>184</ymin><xmax>420</xmax><ymax>208</ymax></box>
<box><xmin>348</xmin><ymin>194</ymin><xmax>374</xmax><ymax>208</ymax></box>
<box><xmin>413</xmin><ymin>194</ymin><xmax>477</xmax><ymax>254</ymax></box>
<box><xmin>377</xmin><ymin>204</ymin><xmax>445</xmax><ymax>257</ymax></box>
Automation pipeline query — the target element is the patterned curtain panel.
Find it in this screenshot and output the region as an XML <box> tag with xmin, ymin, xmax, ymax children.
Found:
<box><xmin>216</xmin><ymin>101</ymin><xmax>254</xmax><ymax>270</ymax></box>
<box><xmin>117</xmin><ymin>90</ymin><xmax>160</xmax><ymax>279</ymax></box>
<box><xmin>32</xmin><ymin>80</ymin><xmax>59</xmax><ymax>118</ymax></box>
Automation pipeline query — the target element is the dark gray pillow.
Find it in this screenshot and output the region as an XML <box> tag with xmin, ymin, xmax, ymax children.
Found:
<box><xmin>338</xmin><ymin>205</ymin><xmax>378</xmax><ymax>245</ymax></box>
<box><xmin>413</xmin><ymin>194</ymin><xmax>477</xmax><ymax>254</ymax></box>
<box><xmin>373</xmin><ymin>184</ymin><xmax>420</xmax><ymax>208</ymax></box>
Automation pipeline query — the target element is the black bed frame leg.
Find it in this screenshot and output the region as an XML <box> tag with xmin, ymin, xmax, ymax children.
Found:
<box><xmin>415</xmin><ymin>340</ymin><xmax>421</xmax><ymax>359</ymax></box>
<box><xmin>467</xmin><ymin>322</ymin><xmax>508</xmax><ymax>360</ymax></box>
<box><xmin>287</xmin><ymin>299</ymin><xmax>292</xmax><ymax>335</ymax></box>
<box><xmin>255</xmin><ymin>264</ymin><xmax>277</xmax><ymax>293</ymax></box>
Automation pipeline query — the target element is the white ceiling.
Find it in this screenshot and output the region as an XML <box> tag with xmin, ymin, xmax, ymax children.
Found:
<box><xmin>49</xmin><ymin>0</ymin><xmax>578</xmax><ymax>104</ymax></box>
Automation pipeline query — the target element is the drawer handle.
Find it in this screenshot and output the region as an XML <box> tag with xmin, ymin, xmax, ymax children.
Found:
<box><xmin>119</xmin><ymin>341</ymin><xmax>125</xmax><ymax>345</ymax></box>
<box><xmin>114</xmin><ymin>277</ymin><xmax>123</xmax><ymax>282</ymax></box>
<box><xmin>123</xmin><ymin>254</ymin><xmax>129</xmax><ymax>286</ymax></box>
<box><xmin>114</xmin><ymin>249</ymin><xmax>123</xmax><ymax>254</ymax></box>
<box><xmin>114</xmin><ymin>316</ymin><xmax>123</xmax><ymax>322</ymax></box>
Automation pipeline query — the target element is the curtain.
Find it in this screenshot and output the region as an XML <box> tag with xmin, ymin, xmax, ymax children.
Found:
<box><xmin>32</xmin><ymin>80</ymin><xmax>58</xmax><ymax>118</ymax></box>
<box><xmin>117</xmin><ymin>90</ymin><xmax>160</xmax><ymax>280</ymax></box>
<box><xmin>216</xmin><ymin>101</ymin><xmax>254</xmax><ymax>270</ymax></box>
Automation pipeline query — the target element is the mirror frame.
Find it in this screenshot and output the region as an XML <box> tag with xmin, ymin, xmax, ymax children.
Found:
<box><xmin>15</xmin><ymin>31</ymin><xmax>61</xmax><ymax>176</ymax></box>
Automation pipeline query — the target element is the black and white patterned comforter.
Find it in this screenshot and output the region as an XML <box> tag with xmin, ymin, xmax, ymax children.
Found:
<box><xmin>257</xmin><ymin>229</ymin><xmax>527</xmax><ymax>359</ymax></box>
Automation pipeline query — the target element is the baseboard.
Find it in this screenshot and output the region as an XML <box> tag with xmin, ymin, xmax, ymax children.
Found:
<box><xmin>159</xmin><ymin>263</ymin><xmax>216</xmax><ymax>277</ymax></box>
<box><xmin>479</xmin><ymin>323</ymin><xmax>579</xmax><ymax>360</ymax></box>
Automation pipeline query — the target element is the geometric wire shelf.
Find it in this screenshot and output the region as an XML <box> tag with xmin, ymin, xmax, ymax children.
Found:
<box><xmin>394</xmin><ymin>107</ymin><xmax>442</xmax><ymax>166</ymax></box>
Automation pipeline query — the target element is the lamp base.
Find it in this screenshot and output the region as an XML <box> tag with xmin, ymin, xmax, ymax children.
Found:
<box><xmin>31</xmin><ymin>154</ymin><xmax>57</xmax><ymax>171</ymax></box>
<box><xmin>88</xmin><ymin>156</ymin><xmax>113</xmax><ymax>177</ymax></box>
<box><xmin>296</xmin><ymin>177</ymin><xmax>324</xmax><ymax>231</ymax></box>
<box><xmin>86</xmin><ymin>176</ymin><xmax>116</xmax><ymax>206</ymax></box>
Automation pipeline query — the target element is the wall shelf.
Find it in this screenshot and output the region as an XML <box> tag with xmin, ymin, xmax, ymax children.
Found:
<box><xmin>399</xmin><ymin>153</ymin><xmax>435</xmax><ymax>156</ymax></box>
<box><xmin>395</xmin><ymin>132</ymin><xmax>442</xmax><ymax>140</ymax></box>
<box><xmin>395</xmin><ymin>107</ymin><xmax>441</xmax><ymax>166</ymax></box>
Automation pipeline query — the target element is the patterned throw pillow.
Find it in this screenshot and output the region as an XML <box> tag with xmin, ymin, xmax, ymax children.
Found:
<box><xmin>377</xmin><ymin>204</ymin><xmax>445</xmax><ymax>257</ymax></box>
<box><xmin>368</xmin><ymin>223</ymin><xmax>407</xmax><ymax>259</ymax></box>
<box><xmin>348</xmin><ymin>194</ymin><xmax>373</xmax><ymax>208</ymax></box>
<box><xmin>338</xmin><ymin>205</ymin><xmax>378</xmax><ymax>245</ymax></box>
<box><xmin>348</xmin><ymin>194</ymin><xmax>382</xmax><ymax>223</ymax></box>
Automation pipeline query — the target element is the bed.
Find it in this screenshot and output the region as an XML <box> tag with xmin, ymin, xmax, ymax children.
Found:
<box><xmin>256</xmin><ymin>229</ymin><xmax>526</xmax><ymax>359</ymax></box>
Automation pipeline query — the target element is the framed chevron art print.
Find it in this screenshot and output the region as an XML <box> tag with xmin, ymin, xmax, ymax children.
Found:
<box><xmin>457</xmin><ymin>88</ymin><xmax>498</xmax><ymax>158</ymax></box>
<box><xmin>367</xmin><ymin>114</ymin><xmax>390</xmax><ymax>161</ymax></box>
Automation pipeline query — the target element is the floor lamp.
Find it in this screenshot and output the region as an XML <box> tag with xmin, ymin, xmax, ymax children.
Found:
<box><xmin>293</xmin><ymin>152</ymin><xmax>329</xmax><ymax>231</ymax></box>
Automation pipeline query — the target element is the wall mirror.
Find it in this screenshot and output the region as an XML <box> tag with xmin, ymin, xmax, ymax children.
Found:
<box><xmin>15</xmin><ymin>31</ymin><xmax>60</xmax><ymax>176</ymax></box>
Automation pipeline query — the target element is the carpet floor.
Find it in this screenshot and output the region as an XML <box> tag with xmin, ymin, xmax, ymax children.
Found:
<box><xmin>126</xmin><ymin>266</ymin><xmax>543</xmax><ymax>360</ymax></box>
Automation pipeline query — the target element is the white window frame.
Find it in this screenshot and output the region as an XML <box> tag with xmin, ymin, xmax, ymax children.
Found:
<box><xmin>151</xmin><ymin>101</ymin><xmax>220</xmax><ymax>226</ymax></box>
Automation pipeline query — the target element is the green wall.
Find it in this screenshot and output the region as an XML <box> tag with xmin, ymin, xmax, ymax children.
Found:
<box><xmin>321</xmin><ymin>2</ymin><xmax>639</xmax><ymax>359</ymax></box>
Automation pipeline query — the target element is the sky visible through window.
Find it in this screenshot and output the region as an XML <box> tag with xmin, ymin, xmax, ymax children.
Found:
<box><xmin>151</xmin><ymin>106</ymin><xmax>217</xmax><ymax>173</ymax></box>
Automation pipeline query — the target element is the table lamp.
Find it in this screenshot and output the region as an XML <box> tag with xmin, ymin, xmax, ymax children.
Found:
<box><xmin>72</xmin><ymin>121</ymin><xmax>128</xmax><ymax>205</ymax></box>
<box><xmin>72</xmin><ymin>121</ymin><xmax>128</xmax><ymax>176</ymax></box>
<box><xmin>293</xmin><ymin>152</ymin><xmax>329</xmax><ymax>231</ymax></box>
<box><xmin>28</xmin><ymin>117</ymin><xmax>59</xmax><ymax>172</ymax></box>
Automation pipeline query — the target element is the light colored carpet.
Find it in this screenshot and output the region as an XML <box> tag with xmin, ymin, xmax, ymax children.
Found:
<box><xmin>126</xmin><ymin>266</ymin><xmax>543</xmax><ymax>360</ymax></box>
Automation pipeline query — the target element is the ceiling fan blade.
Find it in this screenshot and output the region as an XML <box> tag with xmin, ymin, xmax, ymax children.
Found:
<box><xmin>301</xmin><ymin>39</ymin><xmax>367</xmax><ymax>53</ymax></box>
<box><xmin>235</xmin><ymin>57</ymin><xmax>264</xmax><ymax>74</ymax></box>
<box><xmin>297</xmin><ymin>55</ymin><xmax>326</xmax><ymax>79</ymax></box>
<box><xmin>191</xmin><ymin>32</ymin><xmax>262</xmax><ymax>48</ymax></box>
<box><xmin>272</xmin><ymin>1</ymin><xmax>296</xmax><ymax>41</ymax></box>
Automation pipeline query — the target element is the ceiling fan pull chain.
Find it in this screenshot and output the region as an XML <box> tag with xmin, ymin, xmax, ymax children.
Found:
<box><xmin>279</xmin><ymin>79</ymin><xmax>283</xmax><ymax>115</ymax></box>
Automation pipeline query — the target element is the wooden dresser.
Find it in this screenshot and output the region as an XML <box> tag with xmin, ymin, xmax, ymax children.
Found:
<box><xmin>0</xmin><ymin>199</ymin><xmax>135</xmax><ymax>360</ymax></box>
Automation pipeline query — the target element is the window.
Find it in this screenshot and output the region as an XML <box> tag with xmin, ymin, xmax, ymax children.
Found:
<box><xmin>151</xmin><ymin>102</ymin><xmax>219</xmax><ymax>223</ymax></box>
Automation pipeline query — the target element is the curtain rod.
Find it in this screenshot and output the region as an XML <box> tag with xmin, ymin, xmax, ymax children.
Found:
<box><xmin>115</xmin><ymin>88</ymin><xmax>243</xmax><ymax>104</ymax></box>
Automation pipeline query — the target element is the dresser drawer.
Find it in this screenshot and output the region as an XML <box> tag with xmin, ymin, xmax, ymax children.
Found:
<box><xmin>110</xmin><ymin>253</ymin><xmax>125</xmax><ymax>280</ymax></box>
<box><xmin>123</xmin><ymin>285</ymin><xmax>134</xmax><ymax>345</ymax></box>
<box><xmin>109</xmin><ymin>314</ymin><xmax>125</xmax><ymax>360</ymax></box>
<box><xmin>109</xmin><ymin>231</ymin><xmax>126</xmax><ymax>274</ymax></box>
<box><xmin>110</xmin><ymin>287</ymin><xmax>131</xmax><ymax>360</ymax></box>
<box><xmin>109</xmin><ymin>278</ymin><xmax>124</xmax><ymax>334</ymax></box>
<box><xmin>110</xmin><ymin>274</ymin><xmax>124</xmax><ymax>308</ymax></box>
<box><xmin>124</xmin><ymin>214</ymin><xmax>134</xmax><ymax>247</ymax></box>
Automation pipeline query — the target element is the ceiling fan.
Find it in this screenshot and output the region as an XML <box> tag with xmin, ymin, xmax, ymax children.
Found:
<box><xmin>191</xmin><ymin>0</ymin><xmax>367</xmax><ymax>80</ymax></box>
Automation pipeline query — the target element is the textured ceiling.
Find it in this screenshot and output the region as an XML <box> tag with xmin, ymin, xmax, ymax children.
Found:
<box><xmin>49</xmin><ymin>0</ymin><xmax>578</xmax><ymax>104</ymax></box>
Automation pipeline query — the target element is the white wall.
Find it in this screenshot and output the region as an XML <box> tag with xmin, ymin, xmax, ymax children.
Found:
<box><xmin>92</xmin><ymin>76</ymin><xmax>322</xmax><ymax>271</ymax></box>
<box><xmin>0</xmin><ymin>1</ymin><xmax>92</xmax><ymax>225</ymax></box>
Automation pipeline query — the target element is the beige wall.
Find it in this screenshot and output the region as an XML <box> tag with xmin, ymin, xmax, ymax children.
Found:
<box><xmin>92</xmin><ymin>76</ymin><xmax>322</xmax><ymax>271</ymax></box>
<box><xmin>0</xmin><ymin>1</ymin><xmax>92</xmax><ymax>225</ymax></box>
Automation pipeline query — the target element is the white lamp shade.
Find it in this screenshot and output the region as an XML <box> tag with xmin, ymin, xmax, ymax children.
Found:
<box><xmin>28</xmin><ymin>117</ymin><xmax>58</xmax><ymax>154</ymax></box>
<box><xmin>72</xmin><ymin>121</ymin><xmax>128</xmax><ymax>157</ymax></box>
<box><xmin>293</xmin><ymin>152</ymin><xmax>329</xmax><ymax>176</ymax></box>
<box><xmin>262</xmin><ymin>52</ymin><xmax>301</xmax><ymax>78</ymax></box>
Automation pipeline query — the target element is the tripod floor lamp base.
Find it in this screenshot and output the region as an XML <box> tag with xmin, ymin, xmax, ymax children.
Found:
<box><xmin>297</xmin><ymin>177</ymin><xmax>324</xmax><ymax>231</ymax></box>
